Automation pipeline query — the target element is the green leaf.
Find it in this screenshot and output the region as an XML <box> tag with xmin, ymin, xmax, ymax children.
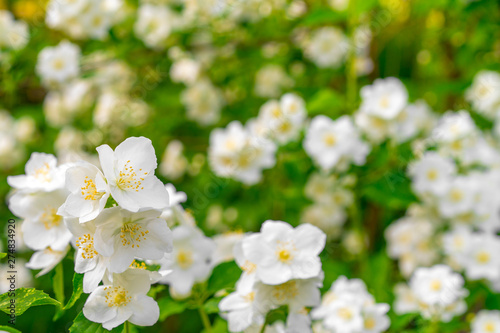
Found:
<box><xmin>202</xmin><ymin>317</ymin><xmax>228</xmax><ymax>333</ymax></box>
<box><xmin>0</xmin><ymin>325</ymin><xmax>22</xmax><ymax>333</ymax></box>
<box><xmin>0</xmin><ymin>253</ymin><xmax>7</xmax><ymax>259</ymax></box>
<box><xmin>207</xmin><ymin>261</ymin><xmax>242</xmax><ymax>293</ymax></box>
<box><xmin>65</xmin><ymin>273</ymin><xmax>84</xmax><ymax>310</ymax></box>
<box><xmin>158</xmin><ymin>297</ymin><xmax>188</xmax><ymax>321</ymax></box>
<box><xmin>306</xmin><ymin>89</ymin><xmax>345</xmax><ymax>117</ymax></box>
<box><xmin>69</xmin><ymin>311</ymin><xmax>124</xmax><ymax>333</ymax></box>
<box><xmin>300</xmin><ymin>8</ymin><xmax>346</xmax><ymax>26</ymax></box>
<box><xmin>0</xmin><ymin>288</ymin><xmax>61</xmax><ymax>316</ymax></box>
<box><xmin>203</xmin><ymin>297</ymin><xmax>222</xmax><ymax>314</ymax></box>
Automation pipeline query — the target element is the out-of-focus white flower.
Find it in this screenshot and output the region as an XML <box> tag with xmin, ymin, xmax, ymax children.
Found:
<box><xmin>170</xmin><ymin>58</ymin><xmax>201</xmax><ymax>85</ymax></box>
<box><xmin>26</xmin><ymin>246</ymin><xmax>70</xmax><ymax>277</ymax></box>
<box><xmin>393</xmin><ymin>283</ymin><xmax>419</xmax><ymax>315</ymax></box>
<box><xmin>254</xmin><ymin>64</ymin><xmax>294</xmax><ymax>98</ymax></box>
<box><xmin>255</xmin><ymin>93</ymin><xmax>307</xmax><ymax>145</ymax></box>
<box><xmin>134</xmin><ymin>4</ymin><xmax>172</xmax><ymax>49</ymax></box>
<box><xmin>304</xmin><ymin>115</ymin><xmax>370</xmax><ymax>171</ymax></box>
<box><xmin>408</xmin><ymin>265</ymin><xmax>468</xmax><ymax>322</ymax></box>
<box><xmin>242</xmin><ymin>220</ymin><xmax>326</xmax><ymax>285</ymax></box>
<box><xmin>9</xmin><ymin>190</ymin><xmax>72</xmax><ymax>251</ymax></box>
<box><xmin>159</xmin><ymin>225</ymin><xmax>216</xmax><ymax>298</ymax></box>
<box><xmin>437</xmin><ymin>176</ymin><xmax>475</xmax><ymax>218</ymax></box>
<box><xmin>466</xmin><ymin>70</ymin><xmax>500</xmax><ymax>119</ymax></box>
<box><xmin>36</xmin><ymin>41</ymin><xmax>81</xmax><ymax>87</ymax></box>
<box><xmin>212</xmin><ymin>231</ymin><xmax>244</xmax><ymax>265</ymax></box>
<box><xmin>97</xmin><ymin>136</ymin><xmax>169</xmax><ymax>212</ymax></box>
<box><xmin>0</xmin><ymin>10</ymin><xmax>29</xmax><ymax>50</ymax></box>
<box><xmin>359</xmin><ymin>77</ymin><xmax>408</xmax><ymax>120</ymax></box>
<box><xmin>408</xmin><ymin>152</ymin><xmax>456</xmax><ymax>196</ymax></box>
<box><xmin>209</xmin><ymin>120</ymin><xmax>277</xmax><ymax>185</ymax></box>
<box><xmin>93</xmin><ymin>207</ymin><xmax>173</xmax><ymax>273</ymax></box>
<box><xmin>7</xmin><ymin>152</ymin><xmax>66</xmax><ymax>192</ymax></box>
<box><xmin>462</xmin><ymin>233</ymin><xmax>500</xmax><ymax>281</ymax></box>
<box><xmin>390</xmin><ymin>100</ymin><xmax>436</xmax><ymax>143</ymax></box>
<box><xmin>312</xmin><ymin>276</ymin><xmax>390</xmax><ymax>333</ymax></box>
<box><xmin>304</xmin><ymin>27</ymin><xmax>348</xmax><ymax>68</ymax></box>
<box><xmin>0</xmin><ymin>259</ymin><xmax>33</xmax><ymax>293</ymax></box>
<box><xmin>471</xmin><ymin>310</ymin><xmax>500</xmax><ymax>333</ymax></box>
<box><xmin>58</xmin><ymin>161</ymin><xmax>110</xmax><ymax>223</ymax></box>
<box><xmin>159</xmin><ymin>140</ymin><xmax>188</xmax><ymax>180</ymax></box>
<box><xmin>181</xmin><ymin>78</ymin><xmax>224</xmax><ymax>126</ymax></box>
<box><xmin>46</xmin><ymin>0</ymin><xmax>123</xmax><ymax>40</ymax></box>
<box><xmin>83</xmin><ymin>268</ymin><xmax>160</xmax><ymax>330</ymax></box>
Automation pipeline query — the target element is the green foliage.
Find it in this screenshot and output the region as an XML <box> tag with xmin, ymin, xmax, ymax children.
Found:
<box><xmin>69</xmin><ymin>311</ymin><xmax>124</xmax><ymax>333</ymax></box>
<box><xmin>0</xmin><ymin>288</ymin><xmax>61</xmax><ymax>316</ymax></box>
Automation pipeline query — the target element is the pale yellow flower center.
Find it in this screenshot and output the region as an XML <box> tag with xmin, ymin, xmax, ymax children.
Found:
<box><xmin>176</xmin><ymin>250</ymin><xmax>194</xmax><ymax>269</ymax></box>
<box><xmin>116</xmin><ymin>160</ymin><xmax>147</xmax><ymax>192</ymax></box>
<box><xmin>76</xmin><ymin>233</ymin><xmax>98</xmax><ymax>259</ymax></box>
<box><xmin>81</xmin><ymin>176</ymin><xmax>104</xmax><ymax>201</ymax></box>
<box><xmin>41</xmin><ymin>208</ymin><xmax>62</xmax><ymax>230</ymax></box>
<box><xmin>120</xmin><ymin>223</ymin><xmax>149</xmax><ymax>248</ymax></box>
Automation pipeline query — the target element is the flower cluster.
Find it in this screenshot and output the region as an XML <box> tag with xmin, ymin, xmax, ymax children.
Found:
<box><xmin>394</xmin><ymin>265</ymin><xmax>468</xmax><ymax>322</ymax></box>
<box><xmin>219</xmin><ymin>220</ymin><xmax>326</xmax><ymax>332</ymax></box>
<box><xmin>7</xmin><ymin>137</ymin><xmax>174</xmax><ymax>329</ymax></box>
<box><xmin>45</xmin><ymin>0</ymin><xmax>123</xmax><ymax>40</ymax></box>
<box><xmin>312</xmin><ymin>276</ymin><xmax>390</xmax><ymax>333</ymax></box>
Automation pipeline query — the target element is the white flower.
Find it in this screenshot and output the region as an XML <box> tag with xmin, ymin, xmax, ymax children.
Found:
<box><xmin>219</xmin><ymin>279</ymin><xmax>264</xmax><ymax>332</ymax></box>
<box><xmin>255</xmin><ymin>274</ymin><xmax>323</xmax><ymax>313</ymax></box>
<box><xmin>442</xmin><ymin>226</ymin><xmax>473</xmax><ymax>268</ymax></box>
<box><xmin>36</xmin><ymin>40</ymin><xmax>80</xmax><ymax>86</ymax></box>
<box><xmin>408</xmin><ymin>152</ymin><xmax>456</xmax><ymax>196</ymax></box>
<box><xmin>134</xmin><ymin>4</ymin><xmax>172</xmax><ymax>49</ymax></box>
<box><xmin>159</xmin><ymin>140</ymin><xmax>188</xmax><ymax>180</ymax></box>
<box><xmin>97</xmin><ymin>136</ymin><xmax>169</xmax><ymax>212</ymax></box>
<box><xmin>7</xmin><ymin>152</ymin><xmax>66</xmax><ymax>192</ymax></box>
<box><xmin>463</xmin><ymin>233</ymin><xmax>500</xmax><ymax>281</ymax></box>
<box><xmin>393</xmin><ymin>283</ymin><xmax>419</xmax><ymax>315</ymax></box>
<box><xmin>304</xmin><ymin>115</ymin><xmax>370</xmax><ymax>171</ymax></box>
<box><xmin>437</xmin><ymin>176</ymin><xmax>475</xmax><ymax>218</ymax></box>
<box><xmin>254</xmin><ymin>64</ymin><xmax>294</xmax><ymax>98</ymax></box>
<box><xmin>242</xmin><ymin>221</ymin><xmax>326</xmax><ymax>285</ymax></box>
<box><xmin>212</xmin><ymin>231</ymin><xmax>244</xmax><ymax>265</ymax></box>
<box><xmin>390</xmin><ymin>100</ymin><xmax>436</xmax><ymax>143</ymax></box>
<box><xmin>359</xmin><ymin>77</ymin><xmax>408</xmax><ymax>120</ymax></box>
<box><xmin>159</xmin><ymin>225</ymin><xmax>216</xmax><ymax>298</ymax></box>
<box><xmin>181</xmin><ymin>78</ymin><xmax>224</xmax><ymax>126</ymax></box>
<box><xmin>170</xmin><ymin>58</ymin><xmax>201</xmax><ymax>86</ymax></box>
<box><xmin>57</xmin><ymin>161</ymin><xmax>110</xmax><ymax>223</ymax></box>
<box><xmin>93</xmin><ymin>207</ymin><xmax>173</xmax><ymax>273</ymax></box>
<box><xmin>312</xmin><ymin>276</ymin><xmax>390</xmax><ymax>333</ymax></box>
<box><xmin>209</xmin><ymin>121</ymin><xmax>277</xmax><ymax>185</ymax></box>
<box><xmin>66</xmin><ymin>218</ymin><xmax>110</xmax><ymax>293</ymax></box>
<box><xmin>0</xmin><ymin>10</ymin><xmax>29</xmax><ymax>50</ymax></box>
<box><xmin>305</xmin><ymin>27</ymin><xmax>348</xmax><ymax>68</ymax></box>
<box><xmin>466</xmin><ymin>70</ymin><xmax>500</xmax><ymax>119</ymax></box>
<box><xmin>432</xmin><ymin>110</ymin><xmax>476</xmax><ymax>144</ymax></box>
<box><xmin>26</xmin><ymin>246</ymin><xmax>70</xmax><ymax>277</ymax></box>
<box><xmin>471</xmin><ymin>310</ymin><xmax>500</xmax><ymax>333</ymax></box>
<box><xmin>83</xmin><ymin>269</ymin><xmax>159</xmax><ymax>330</ymax></box>
<box><xmin>409</xmin><ymin>264</ymin><xmax>468</xmax><ymax>321</ymax></box>
<box><xmin>9</xmin><ymin>190</ymin><xmax>72</xmax><ymax>251</ymax></box>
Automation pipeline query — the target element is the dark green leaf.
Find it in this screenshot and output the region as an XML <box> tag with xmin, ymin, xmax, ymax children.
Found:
<box><xmin>207</xmin><ymin>261</ymin><xmax>241</xmax><ymax>293</ymax></box>
<box><xmin>69</xmin><ymin>311</ymin><xmax>124</xmax><ymax>333</ymax></box>
<box><xmin>158</xmin><ymin>297</ymin><xmax>188</xmax><ymax>321</ymax></box>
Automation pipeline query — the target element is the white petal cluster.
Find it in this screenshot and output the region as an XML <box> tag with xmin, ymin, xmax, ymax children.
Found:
<box><xmin>253</xmin><ymin>93</ymin><xmax>307</xmax><ymax>144</ymax></box>
<box><xmin>395</xmin><ymin>265</ymin><xmax>468</xmax><ymax>322</ymax></box>
<box><xmin>355</xmin><ymin>78</ymin><xmax>435</xmax><ymax>143</ymax></box>
<box><xmin>304</xmin><ymin>27</ymin><xmax>349</xmax><ymax>69</ymax></box>
<box><xmin>0</xmin><ymin>111</ymin><xmax>35</xmax><ymax>170</ymax></box>
<box><xmin>304</xmin><ymin>115</ymin><xmax>370</xmax><ymax>172</ymax></box>
<box><xmin>471</xmin><ymin>310</ymin><xmax>500</xmax><ymax>333</ymax></box>
<box><xmin>301</xmin><ymin>173</ymin><xmax>355</xmax><ymax>238</ymax></box>
<box><xmin>0</xmin><ymin>10</ymin><xmax>29</xmax><ymax>50</ymax></box>
<box><xmin>209</xmin><ymin>120</ymin><xmax>277</xmax><ymax>185</ymax></box>
<box><xmin>134</xmin><ymin>4</ymin><xmax>172</xmax><ymax>49</ymax></box>
<box><xmin>36</xmin><ymin>40</ymin><xmax>81</xmax><ymax>87</ymax></box>
<box><xmin>219</xmin><ymin>220</ymin><xmax>326</xmax><ymax>332</ymax></box>
<box><xmin>254</xmin><ymin>64</ymin><xmax>294</xmax><ymax>98</ymax></box>
<box><xmin>466</xmin><ymin>70</ymin><xmax>500</xmax><ymax>119</ymax></box>
<box><xmin>181</xmin><ymin>78</ymin><xmax>225</xmax><ymax>126</ymax></box>
<box><xmin>311</xmin><ymin>276</ymin><xmax>390</xmax><ymax>333</ymax></box>
<box><xmin>7</xmin><ymin>136</ymin><xmax>174</xmax><ymax>330</ymax></box>
<box><xmin>46</xmin><ymin>0</ymin><xmax>123</xmax><ymax>40</ymax></box>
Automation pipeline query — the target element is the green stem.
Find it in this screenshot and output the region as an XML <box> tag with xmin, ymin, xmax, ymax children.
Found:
<box><xmin>124</xmin><ymin>321</ymin><xmax>131</xmax><ymax>333</ymax></box>
<box><xmin>198</xmin><ymin>306</ymin><xmax>212</xmax><ymax>332</ymax></box>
